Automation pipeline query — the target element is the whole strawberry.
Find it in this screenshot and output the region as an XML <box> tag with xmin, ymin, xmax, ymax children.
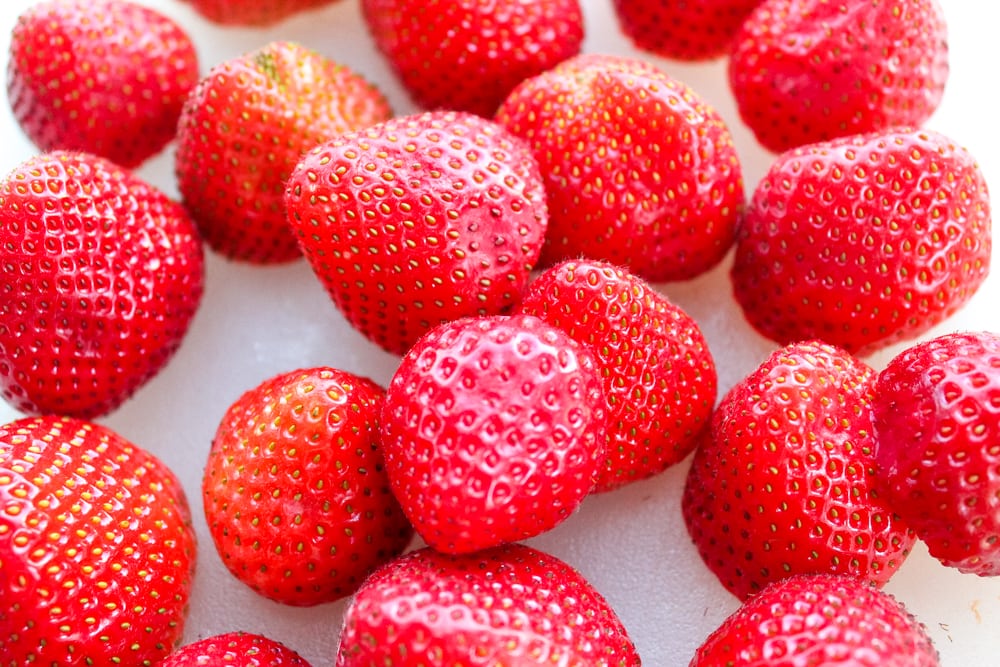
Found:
<box><xmin>612</xmin><ymin>0</ymin><xmax>762</xmax><ymax>60</ymax></box>
<box><xmin>682</xmin><ymin>340</ymin><xmax>914</xmax><ymax>600</ymax></box>
<box><xmin>176</xmin><ymin>41</ymin><xmax>391</xmax><ymax>263</ymax></box>
<box><xmin>7</xmin><ymin>0</ymin><xmax>199</xmax><ymax>168</ymax></box>
<box><xmin>181</xmin><ymin>0</ymin><xmax>338</xmax><ymax>25</ymax></box>
<box><xmin>0</xmin><ymin>415</ymin><xmax>197</xmax><ymax>666</ymax></box>
<box><xmin>0</xmin><ymin>151</ymin><xmax>204</xmax><ymax>419</ymax></box>
<box><xmin>361</xmin><ymin>0</ymin><xmax>584</xmax><ymax>117</ymax></box>
<box><xmin>873</xmin><ymin>331</ymin><xmax>1000</xmax><ymax>576</ymax></box>
<box><xmin>285</xmin><ymin>110</ymin><xmax>548</xmax><ymax>355</ymax></box>
<box><xmin>160</xmin><ymin>632</ymin><xmax>312</xmax><ymax>666</ymax></box>
<box><xmin>203</xmin><ymin>367</ymin><xmax>413</xmax><ymax>606</ymax></box>
<box><xmin>517</xmin><ymin>260</ymin><xmax>716</xmax><ymax>492</ymax></box>
<box><xmin>380</xmin><ymin>315</ymin><xmax>607</xmax><ymax>554</ymax></box>
<box><xmin>495</xmin><ymin>53</ymin><xmax>743</xmax><ymax>283</ymax></box>
<box><xmin>336</xmin><ymin>544</ymin><xmax>640</xmax><ymax>666</ymax></box>
<box><xmin>731</xmin><ymin>128</ymin><xmax>991</xmax><ymax>356</ymax></box>
<box><xmin>729</xmin><ymin>0</ymin><xmax>949</xmax><ymax>152</ymax></box>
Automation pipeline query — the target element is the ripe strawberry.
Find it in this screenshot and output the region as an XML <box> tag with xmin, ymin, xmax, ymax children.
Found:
<box><xmin>380</xmin><ymin>314</ymin><xmax>607</xmax><ymax>554</ymax></box>
<box><xmin>729</xmin><ymin>0</ymin><xmax>949</xmax><ymax>153</ymax></box>
<box><xmin>0</xmin><ymin>151</ymin><xmax>204</xmax><ymax>419</ymax></box>
<box><xmin>495</xmin><ymin>53</ymin><xmax>744</xmax><ymax>283</ymax></box>
<box><xmin>336</xmin><ymin>543</ymin><xmax>640</xmax><ymax>666</ymax></box>
<box><xmin>517</xmin><ymin>259</ymin><xmax>717</xmax><ymax>492</ymax></box>
<box><xmin>6</xmin><ymin>0</ymin><xmax>199</xmax><ymax>169</ymax></box>
<box><xmin>0</xmin><ymin>415</ymin><xmax>197</xmax><ymax>665</ymax></box>
<box><xmin>731</xmin><ymin>128</ymin><xmax>991</xmax><ymax>356</ymax></box>
<box><xmin>361</xmin><ymin>0</ymin><xmax>584</xmax><ymax>117</ymax></box>
<box><xmin>180</xmin><ymin>0</ymin><xmax>337</xmax><ymax>25</ymax></box>
<box><xmin>161</xmin><ymin>631</ymin><xmax>312</xmax><ymax>666</ymax></box>
<box><xmin>285</xmin><ymin>109</ymin><xmax>548</xmax><ymax>355</ymax></box>
<box><xmin>682</xmin><ymin>340</ymin><xmax>915</xmax><ymax>601</ymax></box>
<box><xmin>202</xmin><ymin>367</ymin><xmax>413</xmax><ymax>606</ymax></box>
<box><xmin>873</xmin><ymin>331</ymin><xmax>1000</xmax><ymax>577</ymax></box>
<box><xmin>175</xmin><ymin>41</ymin><xmax>391</xmax><ymax>263</ymax></box>
<box><xmin>612</xmin><ymin>0</ymin><xmax>762</xmax><ymax>61</ymax></box>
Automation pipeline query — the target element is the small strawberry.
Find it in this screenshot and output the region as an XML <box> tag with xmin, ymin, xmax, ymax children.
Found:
<box><xmin>612</xmin><ymin>0</ymin><xmax>762</xmax><ymax>61</ymax></box>
<box><xmin>495</xmin><ymin>53</ymin><xmax>744</xmax><ymax>283</ymax></box>
<box><xmin>0</xmin><ymin>415</ymin><xmax>197</xmax><ymax>666</ymax></box>
<box><xmin>361</xmin><ymin>0</ymin><xmax>584</xmax><ymax>117</ymax></box>
<box><xmin>180</xmin><ymin>0</ymin><xmax>338</xmax><ymax>25</ymax></box>
<box><xmin>731</xmin><ymin>128</ymin><xmax>991</xmax><ymax>356</ymax></box>
<box><xmin>380</xmin><ymin>314</ymin><xmax>607</xmax><ymax>554</ymax></box>
<box><xmin>517</xmin><ymin>259</ymin><xmax>717</xmax><ymax>492</ymax></box>
<box><xmin>336</xmin><ymin>544</ymin><xmax>640</xmax><ymax>666</ymax></box>
<box><xmin>202</xmin><ymin>367</ymin><xmax>413</xmax><ymax>606</ymax></box>
<box><xmin>6</xmin><ymin>0</ymin><xmax>199</xmax><ymax>168</ymax></box>
<box><xmin>160</xmin><ymin>631</ymin><xmax>312</xmax><ymax>666</ymax></box>
<box><xmin>682</xmin><ymin>340</ymin><xmax>915</xmax><ymax>601</ymax></box>
<box><xmin>285</xmin><ymin>109</ymin><xmax>548</xmax><ymax>355</ymax></box>
<box><xmin>175</xmin><ymin>41</ymin><xmax>391</xmax><ymax>263</ymax></box>
<box><xmin>0</xmin><ymin>151</ymin><xmax>204</xmax><ymax>419</ymax></box>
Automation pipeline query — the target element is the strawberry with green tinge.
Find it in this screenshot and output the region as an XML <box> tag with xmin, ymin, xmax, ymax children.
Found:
<box><xmin>161</xmin><ymin>632</ymin><xmax>312</xmax><ymax>666</ymax></box>
<box><xmin>612</xmin><ymin>0</ymin><xmax>762</xmax><ymax>61</ymax></box>
<box><xmin>181</xmin><ymin>0</ymin><xmax>338</xmax><ymax>25</ymax></box>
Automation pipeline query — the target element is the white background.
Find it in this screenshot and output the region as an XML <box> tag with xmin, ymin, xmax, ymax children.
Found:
<box><xmin>1</xmin><ymin>1</ymin><xmax>999</xmax><ymax>665</ymax></box>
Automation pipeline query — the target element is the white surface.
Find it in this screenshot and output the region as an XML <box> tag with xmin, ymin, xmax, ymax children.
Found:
<box><xmin>1</xmin><ymin>1</ymin><xmax>999</xmax><ymax>665</ymax></box>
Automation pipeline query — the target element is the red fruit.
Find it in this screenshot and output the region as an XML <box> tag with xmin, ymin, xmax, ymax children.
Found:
<box><xmin>361</xmin><ymin>0</ymin><xmax>584</xmax><ymax>117</ymax></box>
<box><xmin>285</xmin><ymin>109</ymin><xmax>548</xmax><ymax>355</ymax></box>
<box><xmin>612</xmin><ymin>0</ymin><xmax>762</xmax><ymax>61</ymax></box>
<box><xmin>873</xmin><ymin>331</ymin><xmax>1000</xmax><ymax>576</ymax></box>
<box><xmin>517</xmin><ymin>259</ymin><xmax>717</xmax><ymax>492</ymax></box>
<box><xmin>202</xmin><ymin>367</ymin><xmax>413</xmax><ymax>606</ymax></box>
<box><xmin>380</xmin><ymin>314</ymin><xmax>607</xmax><ymax>554</ymax></box>
<box><xmin>181</xmin><ymin>0</ymin><xmax>338</xmax><ymax>25</ymax></box>
<box><xmin>731</xmin><ymin>128</ymin><xmax>991</xmax><ymax>356</ymax></box>
<box><xmin>0</xmin><ymin>151</ymin><xmax>205</xmax><ymax>419</ymax></box>
<box><xmin>495</xmin><ymin>53</ymin><xmax>744</xmax><ymax>282</ymax></box>
<box><xmin>0</xmin><ymin>415</ymin><xmax>197</xmax><ymax>665</ymax></box>
<box><xmin>682</xmin><ymin>340</ymin><xmax>915</xmax><ymax>600</ymax></box>
<box><xmin>160</xmin><ymin>631</ymin><xmax>312</xmax><ymax>666</ymax></box>
<box><xmin>336</xmin><ymin>544</ymin><xmax>640</xmax><ymax>666</ymax></box>
<box><xmin>176</xmin><ymin>41</ymin><xmax>391</xmax><ymax>263</ymax></box>
<box><xmin>729</xmin><ymin>0</ymin><xmax>949</xmax><ymax>153</ymax></box>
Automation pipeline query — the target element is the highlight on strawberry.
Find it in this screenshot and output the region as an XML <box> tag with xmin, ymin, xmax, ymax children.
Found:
<box><xmin>160</xmin><ymin>631</ymin><xmax>314</xmax><ymax>666</ymax></box>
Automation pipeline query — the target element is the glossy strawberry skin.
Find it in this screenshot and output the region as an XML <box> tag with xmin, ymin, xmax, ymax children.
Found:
<box><xmin>0</xmin><ymin>151</ymin><xmax>205</xmax><ymax>419</ymax></box>
<box><xmin>0</xmin><ymin>415</ymin><xmax>197</xmax><ymax>666</ymax></box>
<box><xmin>873</xmin><ymin>331</ymin><xmax>1000</xmax><ymax>576</ymax></box>
<box><xmin>682</xmin><ymin>341</ymin><xmax>915</xmax><ymax>601</ymax></box>
<box><xmin>160</xmin><ymin>632</ymin><xmax>312</xmax><ymax>667</ymax></box>
<box><xmin>517</xmin><ymin>260</ymin><xmax>717</xmax><ymax>492</ymax></box>
<box><xmin>612</xmin><ymin>0</ymin><xmax>762</xmax><ymax>61</ymax></box>
<box><xmin>181</xmin><ymin>0</ymin><xmax>337</xmax><ymax>25</ymax></box>
<box><xmin>336</xmin><ymin>544</ymin><xmax>640</xmax><ymax>666</ymax></box>
<box><xmin>731</xmin><ymin>128</ymin><xmax>991</xmax><ymax>356</ymax></box>
<box><xmin>7</xmin><ymin>0</ymin><xmax>199</xmax><ymax>169</ymax></box>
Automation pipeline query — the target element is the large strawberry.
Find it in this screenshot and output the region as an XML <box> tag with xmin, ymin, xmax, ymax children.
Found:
<box><xmin>0</xmin><ymin>415</ymin><xmax>197</xmax><ymax>665</ymax></box>
<box><xmin>612</xmin><ymin>0</ymin><xmax>762</xmax><ymax>61</ymax></box>
<box><xmin>161</xmin><ymin>632</ymin><xmax>312</xmax><ymax>666</ymax></box>
<box><xmin>181</xmin><ymin>0</ymin><xmax>338</xmax><ymax>25</ymax></box>
<box><xmin>0</xmin><ymin>151</ymin><xmax>204</xmax><ymax>419</ymax></box>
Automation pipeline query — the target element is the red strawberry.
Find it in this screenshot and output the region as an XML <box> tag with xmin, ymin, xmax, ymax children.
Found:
<box><xmin>336</xmin><ymin>543</ymin><xmax>640</xmax><ymax>666</ymax></box>
<box><xmin>873</xmin><ymin>331</ymin><xmax>1000</xmax><ymax>576</ymax></box>
<box><xmin>361</xmin><ymin>0</ymin><xmax>584</xmax><ymax>117</ymax></box>
<box><xmin>495</xmin><ymin>53</ymin><xmax>744</xmax><ymax>283</ymax></box>
<box><xmin>160</xmin><ymin>631</ymin><xmax>312</xmax><ymax>666</ymax></box>
<box><xmin>690</xmin><ymin>573</ymin><xmax>939</xmax><ymax>666</ymax></box>
<box><xmin>6</xmin><ymin>0</ymin><xmax>199</xmax><ymax>168</ymax></box>
<box><xmin>731</xmin><ymin>128</ymin><xmax>991</xmax><ymax>356</ymax></box>
<box><xmin>285</xmin><ymin>109</ymin><xmax>548</xmax><ymax>355</ymax></box>
<box><xmin>202</xmin><ymin>367</ymin><xmax>413</xmax><ymax>606</ymax></box>
<box><xmin>612</xmin><ymin>0</ymin><xmax>762</xmax><ymax>61</ymax></box>
<box><xmin>0</xmin><ymin>151</ymin><xmax>204</xmax><ymax>419</ymax></box>
<box><xmin>517</xmin><ymin>259</ymin><xmax>717</xmax><ymax>492</ymax></box>
<box><xmin>380</xmin><ymin>314</ymin><xmax>607</xmax><ymax>554</ymax></box>
<box><xmin>729</xmin><ymin>0</ymin><xmax>949</xmax><ymax>153</ymax></box>
<box><xmin>175</xmin><ymin>41</ymin><xmax>391</xmax><ymax>263</ymax></box>
<box><xmin>682</xmin><ymin>340</ymin><xmax>915</xmax><ymax>601</ymax></box>
<box><xmin>180</xmin><ymin>0</ymin><xmax>337</xmax><ymax>25</ymax></box>
<box><xmin>0</xmin><ymin>415</ymin><xmax>197</xmax><ymax>665</ymax></box>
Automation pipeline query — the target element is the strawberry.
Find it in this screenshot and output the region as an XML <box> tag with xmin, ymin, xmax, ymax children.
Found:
<box><xmin>6</xmin><ymin>0</ymin><xmax>199</xmax><ymax>169</ymax></box>
<box><xmin>161</xmin><ymin>631</ymin><xmax>312</xmax><ymax>666</ymax></box>
<box><xmin>285</xmin><ymin>109</ymin><xmax>548</xmax><ymax>355</ymax></box>
<box><xmin>729</xmin><ymin>0</ymin><xmax>949</xmax><ymax>153</ymax></box>
<box><xmin>361</xmin><ymin>0</ymin><xmax>584</xmax><ymax>117</ymax></box>
<box><xmin>682</xmin><ymin>340</ymin><xmax>915</xmax><ymax>601</ymax></box>
<box><xmin>612</xmin><ymin>0</ymin><xmax>762</xmax><ymax>61</ymax></box>
<box><xmin>180</xmin><ymin>0</ymin><xmax>337</xmax><ymax>25</ymax></box>
<box><xmin>202</xmin><ymin>367</ymin><xmax>413</xmax><ymax>606</ymax></box>
<box><xmin>0</xmin><ymin>151</ymin><xmax>204</xmax><ymax>419</ymax></box>
<box><xmin>335</xmin><ymin>543</ymin><xmax>640</xmax><ymax>666</ymax></box>
<box><xmin>731</xmin><ymin>128</ymin><xmax>991</xmax><ymax>356</ymax></box>
<box><xmin>516</xmin><ymin>259</ymin><xmax>717</xmax><ymax>492</ymax></box>
<box><xmin>380</xmin><ymin>314</ymin><xmax>607</xmax><ymax>554</ymax></box>
<box><xmin>495</xmin><ymin>53</ymin><xmax>744</xmax><ymax>283</ymax></box>
<box><xmin>0</xmin><ymin>415</ymin><xmax>197</xmax><ymax>666</ymax></box>
<box><xmin>175</xmin><ymin>41</ymin><xmax>391</xmax><ymax>264</ymax></box>
<box><xmin>873</xmin><ymin>331</ymin><xmax>1000</xmax><ymax>577</ymax></box>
